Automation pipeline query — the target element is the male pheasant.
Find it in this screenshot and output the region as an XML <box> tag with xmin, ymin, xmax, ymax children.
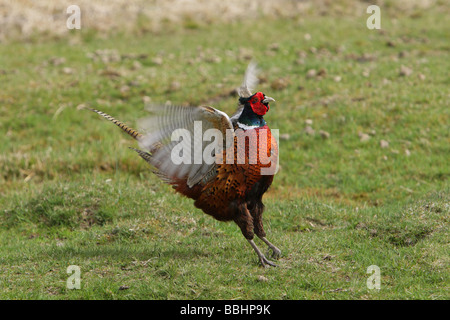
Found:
<box><xmin>87</xmin><ymin>63</ymin><xmax>280</xmax><ymax>267</ymax></box>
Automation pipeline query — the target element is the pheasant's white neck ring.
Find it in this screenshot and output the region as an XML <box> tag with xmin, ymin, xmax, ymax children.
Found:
<box><xmin>237</xmin><ymin>121</ymin><xmax>260</xmax><ymax>130</ymax></box>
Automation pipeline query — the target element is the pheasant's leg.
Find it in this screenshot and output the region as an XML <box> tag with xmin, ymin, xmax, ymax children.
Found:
<box><xmin>251</xmin><ymin>203</ymin><xmax>281</xmax><ymax>259</ymax></box>
<box><xmin>247</xmin><ymin>239</ymin><xmax>277</xmax><ymax>267</ymax></box>
<box><xmin>234</xmin><ymin>203</ymin><xmax>277</xmax><ymax>267</ymax></box>
<box><xmin>258</xmin><ymin>236</ymin><xmax>281</xmax><ymax>259</ymax></box>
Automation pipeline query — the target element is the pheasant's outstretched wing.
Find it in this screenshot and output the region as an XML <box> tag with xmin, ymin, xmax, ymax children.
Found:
<box><xmin>229</xmin><ymin>105</ymin><xmax>244</xmax><ymax>127</ymax></box>
<box><xmin>136</xmin><ymin>104</ymin><xmax>234</xmax><ymax>188</ymax></box>
<box><xmin>237</xmin><ymin>61</ymin><xmax>259</xmax><ymax>99</ymax></box>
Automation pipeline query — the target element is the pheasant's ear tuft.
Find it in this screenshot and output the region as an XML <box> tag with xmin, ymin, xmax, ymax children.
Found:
<box><xmin>238</xmin><ymin>95</ymin><xmax>251</xmax><ymax>105</ymax></box>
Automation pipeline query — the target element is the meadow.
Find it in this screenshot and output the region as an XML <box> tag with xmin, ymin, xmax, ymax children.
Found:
<box><xmin>0</xmin><ymin>1</ymin><xmax>448</xmax><ymax>299</ymax></box>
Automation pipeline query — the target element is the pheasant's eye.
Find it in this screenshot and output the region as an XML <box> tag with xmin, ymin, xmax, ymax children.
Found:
<box><xmin>252</xmin><ymin>97</ymin><xmax>258</xmax><ymax>103</ymax></box>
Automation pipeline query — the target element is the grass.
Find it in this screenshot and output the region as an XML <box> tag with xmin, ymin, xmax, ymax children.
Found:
<box><xmin>0</xmin><ymin>4</ymin><xmax>449</xmax><ymax>299</ymax></box>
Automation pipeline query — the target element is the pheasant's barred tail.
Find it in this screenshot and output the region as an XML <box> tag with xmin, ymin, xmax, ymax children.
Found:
<box><xmin>128</xmin><ymin>147</ymin><xmax>152</xmax><ymax>163</ymax></box>
<box><xmin>86</xmin><ymin>107</ymin><xmax>143</xmax><ymax>140</ymax></box>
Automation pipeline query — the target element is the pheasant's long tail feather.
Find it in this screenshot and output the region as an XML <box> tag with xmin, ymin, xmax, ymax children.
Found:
<box><xmin>128</xmin><ymin>147</ymin><xmax>176</xmax><ymax>184</ymax></box>
<box><xmin>87</xmin><ymin>107</ymin><xmax>143</xmax><ymax>140</ymax></box>
<box><xmin>128</xmin><ymin>147</ymin><xmax>152</xmax><ymax>163</ymax></box>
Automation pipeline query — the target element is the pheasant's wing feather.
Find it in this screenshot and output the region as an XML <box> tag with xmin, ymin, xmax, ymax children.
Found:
<box><xmin>232</xmin><ymin>62</ymin><xmax>259</xmax><ymax>125</ymax></box>
<box><xmin>229</xmin><ymin>105</ymin><xmax>244</xmax><ymax>127</ymax></box>
<box><xmin>237</xmin><ymin>61</ymin><xmax>259</xmax><ymax>98</ymax></box>
<box><xmin>137</xmin><ymin>104</ymin><xmax>234</xmax><ymax>188</ymax></box>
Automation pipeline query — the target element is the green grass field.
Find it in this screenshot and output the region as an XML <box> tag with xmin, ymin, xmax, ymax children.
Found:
<box><xmin>0</xmin><ymin>2</ymin><xmax>448</xmax><ymax>300</ymax></box>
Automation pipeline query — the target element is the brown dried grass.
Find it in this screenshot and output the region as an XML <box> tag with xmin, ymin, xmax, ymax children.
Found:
<box><xmin>0</xmin><ymin>0</ymin><xmax>439</xmax><ymax>41</ymax></box>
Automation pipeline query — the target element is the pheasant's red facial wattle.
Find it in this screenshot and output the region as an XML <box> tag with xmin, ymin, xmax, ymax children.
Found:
<box><xmin>249</xmin><ymin>92</ymin><xmax>270</xmax><ymax>116</ymax></box>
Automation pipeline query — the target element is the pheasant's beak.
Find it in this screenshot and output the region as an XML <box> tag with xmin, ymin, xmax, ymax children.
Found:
<box><xmin>262</xmin><ymin>96</ymin><xmax>275</xmax><ymax>112</ymax></box>
<box><xmin>262</xmin><ymin>97</ymin><xmax>275</xmax><ymax>104</ymax></box>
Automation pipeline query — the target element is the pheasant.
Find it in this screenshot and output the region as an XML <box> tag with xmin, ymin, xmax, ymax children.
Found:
<box><xmin>86</xmin><ymin>63</ymin><xmax>280</xmax><ymax>267</ymax></box>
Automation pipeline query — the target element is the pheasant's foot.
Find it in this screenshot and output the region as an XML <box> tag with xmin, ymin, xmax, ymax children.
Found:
<box><xmin>247</xmin><ymin>239</ymin><xmax>277</xmax><ymax>268</ymax></box>
<box><xmin>260</xmin><ymin>255</ymin><xmax>278</xmax><ymax>268</ymax></box>
<box><xmin>268</xmin><ymin>246</ymin><xmax>281</xmax><ymax>260</ymax></box>
<box><xmin>259</xmin><ymin>236</ymin><xmax>281</xmax><ymax>259</ymax></box>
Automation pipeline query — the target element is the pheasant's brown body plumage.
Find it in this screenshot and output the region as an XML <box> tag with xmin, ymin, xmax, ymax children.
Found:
<box><xmin>190</xmin><ymin>125</ymin><xmax>277</xmax><ymax>222</ymax></box>
<box><xmin>87</xmin><ymin>63</ymin><xmax>281</xmax><ymax>267</ymax></box>
<box><xmin>163</xmin><ymin>123</ymin><xmax>278</xmax><ymax>245</ymax></box>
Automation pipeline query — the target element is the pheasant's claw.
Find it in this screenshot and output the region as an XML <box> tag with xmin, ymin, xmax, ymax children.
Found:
<box><xmin>260</xmin><ymin>255</ymin><xmax>278</xmax><ymax>268</ymax></box>
<box><xmin>268</xmin><ymin>246</ymin><xmax>282</xmax><ymax>260</ymax></box>
<box><xmin>259</xmin><ymin>236</ymin><xmax>281</xmax><ymax>260</ymax></box>
<box><xmin>248</xmin><ymin>239</ymin><xmax>278</xmax><ymax>268</ymax></box>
